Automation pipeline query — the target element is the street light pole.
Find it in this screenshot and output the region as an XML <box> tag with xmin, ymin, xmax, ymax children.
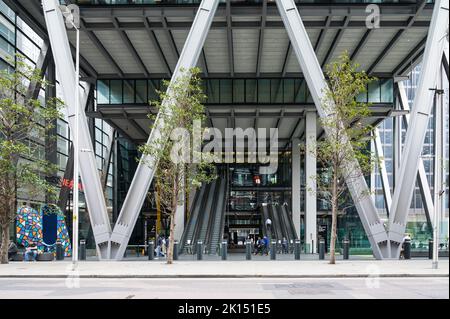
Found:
<box><xmin>430</xmin><ymin>85</ymin><xmax>445</xmax><ymax>270</ymax></box>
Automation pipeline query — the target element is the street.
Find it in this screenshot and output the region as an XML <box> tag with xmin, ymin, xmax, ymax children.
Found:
<box><xmin>0</xmin><ymin>277</ymin><xmax>447</xmax><ymax>299</ymax></box>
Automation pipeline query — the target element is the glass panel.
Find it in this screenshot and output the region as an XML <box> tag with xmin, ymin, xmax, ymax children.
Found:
<box><xmin>258</xmin><ymin>79</ymin><xmax>270</xmax><ymax>103</ymax></box>
<box><xmin>294</xmin><ymin>79</ymin><xmax>306</xmax><ymax>103</ymax></box>
<box><xmin>0</xmin><ymin>14</ymin><xmax>15</xmax><ymax>44</ymax></box>
<box><xmin>148</xmin><ymin>79</ymin><xmax>160</xmax><ymax>102</ymax></box>
<box><xmin>245</xmin><ymin>79</ymin><xmax>257</xmax><ymax>103</ymax></box>
<box><xmin>220</xmin><ymin>79</ymin><xmax>232</xmax><ymax>103</ymax></box>
<box><xmin>271</xmin><ymin>78</ymin><xmax>283</xmax><ymax>103</ymax></box>
<box><xmin>123</xmin><ymin>80</ymin><xmax>135</xmax><ymax>103</ymax></box>
<box><xmin>283</xmin><ymin>79</ymin><xmax>295</xmax><ymax>103</ymax></box>
<box><xmin>97</xmin><ymin>80</ymin><xmax>110</xmax><ymax>104</ymax></box>
<box><xmin>207</xmin><ymin>79</ymin><xmax>220</xmax><ymax>103</ymax></box>
<box><xmin>135</xmin><ymin>80</ymin><xmax>147</xmax><ymax>104</ymax></box>
<box><xmin>110</xmin><ymin>80</ymin><xmax>122</xmax><ymax>104</ymax></box>
<box><xmin>368</xmin><ymin>80</ymin><xmax>380</xmax><ymax>103</ymax></box>
<box><xmin>380</xmin><ymin>78</ymin><xmax>393</xmax><ymax>103</ymax></box>
<box><xmin>233</xmin><ymin>79</ymin><xmax>245</xmax><ymax>103</ymax></box>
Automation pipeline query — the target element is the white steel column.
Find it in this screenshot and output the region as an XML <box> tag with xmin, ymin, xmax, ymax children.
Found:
<box><xmin>389</xmin><ymin>0</ymin><xmax>448</xmax><ymax>257</ymax></box>
<box><xmin>304</xmin><ymin>112</ymin><xmax>317</xmax><ymax>253</ymax></box>
<box><xmin>42</xmin><ymin>0</ymin><xmax>111</xmax><ymax>258</ymax></box>
<box><xmin>374</xmin><ymin>128</ymin><xmax>392</xmax><ymax>216</ymax></box>
<box><xmin>109</xmin><ymin>0</ymin><xmax>220</xmax><ymax>260</ymax></box>
<box><xmin>397</xmin><ymin>82</ymin><xmax>434</xmax><ymax>226</ymax></box>
<box><xmin>276</xmin><ymin>0</ymin><xmax>388</xmax><ymax>259</ymax></box>
<box><xmin>291</xmin><ymin>138</ymin><xmax>301</xmax><ymax>239</ymax></box>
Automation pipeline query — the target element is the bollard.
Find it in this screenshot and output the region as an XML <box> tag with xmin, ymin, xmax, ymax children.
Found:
<box><xmin>404</xmin><ymin>238</ymin><xmax>411</xmax><ymax>260</ymax></box>
<box><xmin>270</xmin><ymin>240</ymin><xmax>276</xmax><ymax>260</ymax></box>
<box><xmin>319</xmin><ymin>239</ymin><xmax>325</xmax><ymax>260</ymax></box>
<box><xmin>55</xmin><ymin>240</ymin><xmax>64</xmax><ymax>261</ymax></box>
<box><xmin>148</xmin><ymin>241</ymin><xmax>154</xmax><ymax>260</ymax></box>
<box><xmin>343</xmin><ymin>239</ymin><xmax>350</xmax><ymax>260</ymax></box>
<box><xmin>79</xmin><ymin>239</ymin><xmax>86</xmax><ymax>260</ymax></box>
<box><xmin>173</xmin><ymin>240</ymin><xmax>179</xmax><ymax>260</ymax></box>
<box><xmin>245</xmin><ymin>240</ymin><xmax>252</xmax><ymax>260</ymax></box>
<box><xmin>197</xmin><ymin>240</ymin><xmax>203</xmax><ymax>260</ymax></box>
<box><xmin>294</xmin><ymin>239</ymin><xmax>301</xmax><ymax>260</ymax></box>
<box><xmin>428</xmin><ymin>239</ymin><xmax>433</xmax><ymax>259</ymax></box>
<box><xmin>221</xmin><ymin>241</ymin><xmax>227</xmax><ymax>260</ymax></box>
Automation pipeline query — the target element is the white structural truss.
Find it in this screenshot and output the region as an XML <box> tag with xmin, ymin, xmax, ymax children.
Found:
<box><xmin>108</xmin><ymin>0</ymin><xmax>220</xmax><ymax>259</ymax></box>
<box><xmin>42</xmin><ymin>0</ymin><xmax>112</xmax><ymax>259</ymax></box>
<box><xmin>397</xmin><ymin>81</ymin><xmax>434</xmax><ymax>225</ymax></box>
<box><xmin>43</xmin><ymin>0</ymin><xmax>448</xmax><ymax>260</ymax></box>
<box><xmin>275</xmin><ymin>0</ymin><xmax>389</xmax><ymax>259</ymax></box>
<box><xmin>374</xmin><ymin>128</ymin><xmax>392</xmax><ymax>216</ymax></box>
<box><xmin>388</xmin><ymin>0</ymin><xmax>449</xmax><ymax>257</ymax></box>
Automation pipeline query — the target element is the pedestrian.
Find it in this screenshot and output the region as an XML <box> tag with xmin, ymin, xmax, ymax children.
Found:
<box><xmin>263</xmin><ymin>236</ymin><xmax>269</xmax><ymax>256</ymax></box>
<box><xmin>265</xmin><ymin>218</ymin><xmax>272</xmax><ymax>235</ymax></box>
<box><xmin>400</xmin><ymin>233</ymin><xmax>411</xmax><ymax>259</ymax></box>
<box><xmin>8</xmin><ymin>241</ymin><xmax>18</xmax><ymax>261</ymax></box>
<box><xmin>24</xmin><ymin>243</ymin><xmax>38</xmax><ymax>262</ymax></box>
<box><xmin>281</xmin><ymin>237</ymin><xmax>288</xmax><ymax>254</ymax></box>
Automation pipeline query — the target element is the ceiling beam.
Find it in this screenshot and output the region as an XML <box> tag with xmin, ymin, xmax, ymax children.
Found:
<box><xmin>161</xmin><ymin>15</ymin><xmax>180</xmax><ymax>60</ymax></box>
<box><xmin>144</xmin><ymin>17</ymin><xmax>172</xmax><ymax>77</ymax></box>
<box><xmin>80</xmin><ymin>19</ymin><xmax>124</xmax><ymax>77</ymax></box>
<box><xmin>350</xmin><ymin>29</ymin><xmax>372</xmax><ymax>61</ymax></box>
<box><xmin>112</xmin><ymin>17</ymin><xmax>150</xmax><ymax>78</ymax></box>
<box><xmin>392</xmin><ymin>36</ymin><xmax>427</xmax><ymax>75</ymax></box>
<box><xmin>256</xmin><ymin>0</ymin><xmax>268</xmax><ymax>77</ymax></box>
<box><xmin>366</xmin><ymin>0</ymin><xmax>427</xmax><ymax>74</ymax></box>
<box><xmin>321</xmin><ymin>15</ymin><xmax>350</xmax><ymax>68</ymax></box>
<box><xmin>226</xmin><ymin>0</ymin><xmax>234</xmax><ymax>77</ymax></box>
<box><xmin>313</xmin><ymin>15</ymin><xmax>332</xmax><ymax>53</ymax></box>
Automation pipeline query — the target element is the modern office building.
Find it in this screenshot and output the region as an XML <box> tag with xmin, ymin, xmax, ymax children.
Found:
<box><xmin>1</xmin><ymin>0</ymin><xmax>448</xmax><ymax>259</ymax></box>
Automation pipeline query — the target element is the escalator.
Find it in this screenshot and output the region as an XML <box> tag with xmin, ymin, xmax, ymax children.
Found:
<box><xmin>260</xmin><ymin>204</ymin><xmax>298</xmax><ymax>241</ymax></box>
<box><xmin>281</xmin><ymin>204</ymin><xmax>298</xmax><ymax>240</ymax></box>
<box><xmin>180</xmin><ymin>172</ymin><xmax>227</xmax><ymax>255</ymax></box>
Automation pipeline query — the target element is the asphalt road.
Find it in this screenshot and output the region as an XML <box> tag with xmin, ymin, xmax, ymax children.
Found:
<box><xmin>0</xmin><ymin>277</ymin><xmax>447</xmax><ymax>299</ymax></box>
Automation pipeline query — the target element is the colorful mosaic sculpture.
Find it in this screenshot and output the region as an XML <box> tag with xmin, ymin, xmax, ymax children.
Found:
<box><xmin>16</xmin><ymin>205</ymin><xmax>72</xmax><ymax>257</ymax></box>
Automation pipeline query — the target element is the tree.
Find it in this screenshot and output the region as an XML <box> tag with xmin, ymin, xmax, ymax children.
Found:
<box><xmin>0</xmin><ymin>55</ymin><xmax>62</xmax><ymax>264</ymax></box>
<box><xmin>308</xmin><ymin>51</ymin><xmax>377</xmax><ymax>264</ymax></box>
<box><xmin>140</xmin><ymin>67</ymin><xmax>217</xmax><ymax>264</ymax></box>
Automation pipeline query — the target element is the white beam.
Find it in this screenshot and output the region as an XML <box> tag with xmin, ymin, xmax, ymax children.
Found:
<box><xmin>42</xmin><ymin>0</ymin><xmax>112</xmax><ymax>259</ymax></box>
<box><xmin>389</xmin><ymin>0</ymin><xmax>449</xmax><ymax>257</ymax></box>
<box><xmin>291</xmin><ymin>137</ymin><xmax>301</xmax><ymax>240</ymax></box>
<box><xmin>374</xmin><ymin>128</ymin><xmax>392</xmax><ymax>216</ymax></box>
<box><xmin>109</xmin><ymin>0</ymin><xmax>220</xmax><ymax>260</ymax></box>
<box><xmin>275</xmin><ymin>0</ymin><xmax>388</xmax><ymax>259</ymax></box>
<box><xmin>397</xmin><ymin>82</ymin><xmax>434</xmax><ymax>226</ymax></box>
<box><xmin>304</xmin><ymin>112</ymin><xmax>317</xmax><ymax>254</ymax></box>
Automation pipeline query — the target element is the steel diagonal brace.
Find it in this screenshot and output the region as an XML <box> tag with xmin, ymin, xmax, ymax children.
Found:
<box><xmin>388</xmin><ymin>0</ymin><xmax>449</xmax><ymax>258</ymax></box>
<box><xmin>374</xmin><ymin>128</ymin><xmax>392</xmax><ymax>216</ymax></box>
<box><xmin>397</xmin><ymin>82</ymin><xmax>434</xmax><ymax>227</ymax></box>
<box><xmin>275</xmin><ymin>0</ymin><xmax>389</xmax><ymax>259</ymax></box>
<box><xmin>109</xmin><ymin>0</ymin><xmax>220</xmax><ymax>260</ymax></box>
<box><xmin>42</xmin><ymin>0</ymin><xmax>112</xmax><ymax>259</ymax></box>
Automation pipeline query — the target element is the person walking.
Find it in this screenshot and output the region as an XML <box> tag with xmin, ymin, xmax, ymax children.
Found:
<box><xmin>263</xmin><ymin>236</ymin><xmax>269</xmax><ymax>256</ymax></box>
<box><xmin>265</xmin><ymin>218</ymin><xmax>272</xmax><ymax>235</ymax></box>
<box><xmin>281</xmin><ymin>237</ymin><xmax>288</xmax><ymax>254</ymax></box>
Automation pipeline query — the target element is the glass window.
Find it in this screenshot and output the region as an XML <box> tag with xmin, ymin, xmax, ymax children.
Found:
<box><xmin>0</xmin><ymin>14</ymin><xmax>15</xmax><ymax>43</ymax></box>
<box><xmin>294</xmin><ymin>79</ymin><xmax>306</xmax><ymax>103</ymax></box>
<box><xmin>207</xmin><ymin>79</ymin><xmax>220</xmax><ymax>104</ymax></box>
<box><xmin>110</xmin><ymin>80</ymin><xmax>122</xmax><ymax>104</ymax></box>
<box><xmin>97</xmin><ymin>80</ymin><xmax>110</xmax><ymax>104</ymax></box>
<box><xmin>271</xmin><ymin>79</ymin><xmax>283</xmax><ymax>103</ymax></box>
<box><xmin>220</xmin><ymin>79</ymin><xmax>232</xmax><ymax>104</ymax></box>
<box><xmin>258</xmin><ymin>79</ymin><xmax>270</xmax><ymax>103</ymax></box>
<box><xmin>380</xmin><ymin>79</ymin><xmax>393</xmax><ymax>103</ymax></box>
<box><xmin>233</xmin><ymin>79</ymin><xmax>245</xmax><ymax>103</ymax></box>
<box><xmin>245</xmin><ymin>79</ymin><xmax>257</xmax><ymax>103</ymax></box>
<box><xmin>135</xmin><ymin>80</ymin><xmax>147</xmax><ymax>104</ymax></box>
<box><xmin>148</xmin><ymin>79</ymin><xmax>160</xmax><ymax>102</ymax></box>
<box><xmin>123</xmin><ymin>80</ymin><xmax>135</xmax><ymax>103</ymax></box>
<box><xmin>283</xmin><ymin>79</ymin><xmax>295</xmax><ymax>103</ymax></box>
<box><xmin>368</xmin><ymin>80</ymin><xmax>380</xmax><ymax>103</ymax></box>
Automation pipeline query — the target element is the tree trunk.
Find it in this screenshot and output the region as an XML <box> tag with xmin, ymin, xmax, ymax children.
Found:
<box><xmin>0</xmin><ymin>223</ymin><xmax>9</xmax><ymax>264</ymax></box>
<box><xmin>166</xmin><ymin>210</ymin><xmax>176</xmax><ymax>265</ymax></box>
<box><xmin>329</xmin><ymin>172</ymin><xmax>338</xmax><ymax>265</ymax></box>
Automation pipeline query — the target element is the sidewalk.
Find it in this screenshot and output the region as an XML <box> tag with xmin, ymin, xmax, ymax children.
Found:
<box><xmin>0</xmin><ymin>259</ymin><xmax>448</xmax><ymax>278</ymax></box>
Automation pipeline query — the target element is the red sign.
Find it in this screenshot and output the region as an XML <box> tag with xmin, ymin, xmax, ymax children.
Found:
<box><xmin>61</xmin><ymin>178</ymin><xmax>84</xmax><ymax>192</ymax></box>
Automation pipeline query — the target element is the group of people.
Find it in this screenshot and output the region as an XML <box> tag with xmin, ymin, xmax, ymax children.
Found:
<box><xmin>155</xmin><ymin>235</ymin><xmax>170</xmax><ymax>258</ymax></box>
<box><xmin>7</xmin><ymin>241</ymin><xmax>39</xmax><ymax>261</ymax></box>
<box><xmin>254</xmin><ymin>236</ymin><xmax>270</xmax><ymax>255</ymax></box>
